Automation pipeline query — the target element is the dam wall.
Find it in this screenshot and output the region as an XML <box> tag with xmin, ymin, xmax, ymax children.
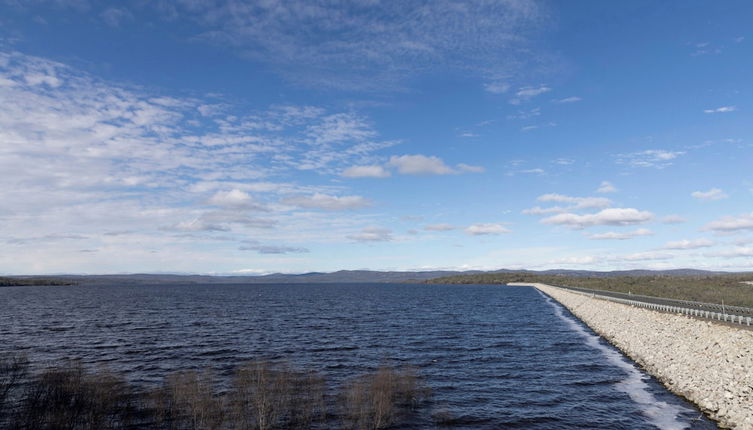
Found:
<box><xmin>512</xmin><ymin>282</ymin><xmax>753</xmax><ymax>429</ymax></box>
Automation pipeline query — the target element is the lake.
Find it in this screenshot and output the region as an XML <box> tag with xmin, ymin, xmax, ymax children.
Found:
<box><xmin>0</xmin><ymin>283</ymin><xmax>718</xmax><ymax>429</ymax></box>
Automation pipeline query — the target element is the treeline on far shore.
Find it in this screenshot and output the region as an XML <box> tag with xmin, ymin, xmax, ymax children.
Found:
<box><xmin>0</xmin><ymin>277</ymin><xmax>76</xmax><ymax>287</ymax></box>
<box><xmin>0</xmin><ymin>354</ymin><xmax>433</xmax><ymax>430</ymax></box>
<box><xmin>427</xmin><ymin>272</ymin><xmax>753</xmax><ymax>308</ymax></box>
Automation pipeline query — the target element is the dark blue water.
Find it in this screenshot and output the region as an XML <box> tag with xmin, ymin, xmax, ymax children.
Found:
<box><xmin>0</xmin><ymin>283</ymin><xmax>717</xmax><ymax>429</ymax></box>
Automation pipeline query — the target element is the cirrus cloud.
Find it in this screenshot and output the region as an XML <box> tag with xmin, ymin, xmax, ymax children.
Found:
<box><xmin>552</xmin><ymin>96</ymin><xmax>581</xmax><ymax>104</ymax></box>
<box><xmin>158</xmin><ymin>0</ymin><xmax>546</xmax><ymax>91</ymax></box>
<box><xmin>618</xmin><ymin>149</ymin><xmax>685</xmax><ymax>168</ymax></box>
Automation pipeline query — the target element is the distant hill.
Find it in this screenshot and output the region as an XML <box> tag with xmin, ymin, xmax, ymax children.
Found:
<box><xmin>42</xmin><ymin>270</ymin><xmax>483</xmax><ymax>285</ymax></box>
<box><xmin>0</xmin><ymin>276</ymin><xmax>77</xmax><ymax>286</ymax></box>
<box><xmin>4</xmin><ymin>268</ymin><xmax>742</xmax><ymax>286</ymax></box>
<box><xmin>527</xmin><ymin>268</ymin><xmax>730</xmax><ymax>278</ymax></box>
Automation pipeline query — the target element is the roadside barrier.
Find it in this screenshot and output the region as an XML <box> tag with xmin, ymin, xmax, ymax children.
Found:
<box><xmin>552</xmin><ymin>285</ymin><xmax>753</xmax><ymax>327</ymax></box>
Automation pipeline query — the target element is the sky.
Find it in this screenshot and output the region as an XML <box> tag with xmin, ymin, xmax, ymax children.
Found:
<box><xmin>0</xmin><ymin>0</ymin><xmax>752</xmax><ymax>275</ymax></box>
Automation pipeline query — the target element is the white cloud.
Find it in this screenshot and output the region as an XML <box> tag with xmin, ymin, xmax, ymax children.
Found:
<box><xmin>400</xmin><ymin>215</ymin><xmax>424</xmax><ymax>222</ymax></box>
<box><xmin>549</xmin><ymin>256</ymin><xmax>599</xmax><ymax>265</ymax></box>
<box><xmin>457</xmin><ymin>163</ymin><xmax>485</xmax><ymax>173</ymax></box>
<box><xmin>388</xmin><ymin>154</ymin><xmax>455</xmax><ymax>175</ymax></box>
<box><xmin>341</xmin><ymin>165</ymin><xmax>391</xmax><ymax>178</ymax></box>
<box><xmin>465</xmin><ymin>223</ymin><xmax>511</xmax><ymax>235</ymax></box>
<box><xmin>343</xmin><ymin>157</ymin><xmax>482</xmax><ymax>177</ymax></box>
<box><xmin>525</xmin><ymin>193</ymin><xmax>613</xmax><ymax>218</ymax></box>
<box><xmin>239</xmin><ymin>241</ymin><xmax>308</xmax><ymax>254</ymax></box>
<box><xmin>537</xmin><ymin>193</ymin><xmax>611</xmax><ymax>209</ymax></box>
<box><xmin>691</xmin><ymin>188</ymin><xmax>728</xmax><ymax>201</ymax></box>
<box><xmin>0</xmin><ymin>52</ymin><xmax>398</xmax><ymax>215</ymax></box>
<box><xmin>619</xmin><ymin>252</ymin><xmax>674</xmax><ymax>262</ymax></box>
<box><xmin>552</xmin><ymin>96</ymin><xmax>581</xmax><ymax>104</ymax></box>
<box><xmin>510</xmin><ymin>85</ymin><xmax>551</xmax><ymax>104</ymax></box>
<box><xmin>484</xmin><ymin>81</ymin><xmax>510</xmax><ymax>94</ymax></box>
<box><xmin>704</xmin><ymin>247</ymin><xmax>753</xmax><ymax>258</ymax></box>
<box><xmin>661</xmin><ymin>215</ymin><xmax>686</xmax><ymax>224</ymax></box>
<box><xmin>282</xmin><ymin>193</ymin><xmax>372</xmax><ymax>211</ymax></box>
<box><xmin>172</xmin><ymin>219</ymin><xmax>230</xmax><ymax>233</ymax></box>
<box><xmin>517</xmin><ymin>86</ymin><xmax>551</xmax><ymax>97</ymax></box>
<box><xmin>207</xmin><ymin>189</ymin><xmax>263</xmax><ymax>210</ymax></box>
<box><xmin>596</xmin><ymin>181</ymin><xmax>617</xmax><ymax>194</ymax></box>
<box><xmin>520</xmin><ymin>168</ymin><xmax>545</xmax><ymax>174</ymax></box>
<box><xmin>618</xmin><ymin>149</ymin><xmax>685</xmax><ymax>168</ymax></box>
<box><xmin>703</xmin><ymin>106</ymin><xmax>736</xmax><ymax>114</ymax></box>
<box><xmin>554</xmin><ymin>158</ymin><xmax>574</xmax><ymax>165</ymax></box>
<box><xmin>507</xmin><ymin>107</ymin><xmax>541</xmax><ymax>120</ymax></box>
<box><xmin>188</xmin><ymin>211</ymin><xmax>277</xmax><ymax>230</ymax></box>
<box><xmin>0</xmin><ymin>51</ymin><xmax>409</xmax><ymax>275</ymax></box>
<box><xmin>542</xmin><ymin>208</ymin><xmax>653</xmax><ymax>229</ymax></box>
<box><xmin>306</xmin><ymin>112</ymin><xmax>377</xmax><ymax>145</ymax></box>
<box><xmin>100</xmin><ymin>7</ymin><xmax>133</xmax><ymax>27</ymax></box>
<box><xmin>347</xmin><ymin>227</ymin><xmax>393</xmax><ymax>242</ymax></box>
<box><xmin>424</xmin><ymin>224</ymin><xmax>457</xmax><ymax>232</ymax></box>
<box><xmin>520</xmin><ymin>122</ymin><xmax>556</xmax><ymax>132</ymax></box>
<box><xmin>522</xmin><ymin>206</ymin><xmax>566</xmax><ymax>215</ymax></box>
<box><xmin>703</xmin><ymin>212</ymin><xmax>753</xmax><ymax>232</ymax></box>
<box><xmin>586</xmin><ymin>228</ymin><xmax>653</xmax><ymax>240</ymax></box>
<box><xmin>661</xmin><ymin>238</ymin><xmax>715</xmax><ymax>250</ymax></box>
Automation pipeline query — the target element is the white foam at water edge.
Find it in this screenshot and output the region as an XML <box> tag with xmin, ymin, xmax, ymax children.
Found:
<box><xmin>536</xmin><ymin>290</ymin><xmax>691</xmax><ymax>430</ymax></box>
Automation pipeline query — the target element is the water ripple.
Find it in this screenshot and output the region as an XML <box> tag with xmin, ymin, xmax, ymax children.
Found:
<box><xmin>0</xmin><ymin>283</ymin><xmax>719</xmax><ymax>429</ymax></box>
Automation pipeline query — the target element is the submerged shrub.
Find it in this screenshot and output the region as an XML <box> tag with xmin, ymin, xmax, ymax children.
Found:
<box><xmin>13</xmin><ymin>361</ymin><xmax>134</xmax><ymax>429</ymax></box>
<box><xmin>229</xmin><ymin>360</ymin><xmax>326</xmax><ymax>430</ymax></box>
<box><xmin>0</xmin><ymin>357</ymin><xmax>429</xmax><ymax>429</ymax></box>
<box><xmin>154</xmin><ymin>368</ymin><xmax>224</xmax><ymax>430</ymax></box>
<box><xmin>0</xmin><ymin>353</ymin><xmax>29</xmax><ymax>423</ymax></box>
<box><xmin>342</xmin><ymin>365</ymin><xmax>429</xmax><ymax>430</ymax></box>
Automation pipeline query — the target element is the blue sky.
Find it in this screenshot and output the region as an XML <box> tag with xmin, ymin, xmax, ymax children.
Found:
<box><xmin>1</xmin><ymin>0</ymin><xmax>752</xmax><ymax>275</ymax></box>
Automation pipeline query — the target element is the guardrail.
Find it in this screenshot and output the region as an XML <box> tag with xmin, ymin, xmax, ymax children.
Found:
<box><xmin>553</xmin><ymin>285</ymin><xmax>753</xmax><ymax>327</ymax></box>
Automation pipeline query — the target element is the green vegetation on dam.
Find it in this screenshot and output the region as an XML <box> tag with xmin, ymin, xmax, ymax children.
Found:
<box><xmin>428</xmin><ymin>272</ymin><xmax>753</xmax><ymax>308</ymax></box>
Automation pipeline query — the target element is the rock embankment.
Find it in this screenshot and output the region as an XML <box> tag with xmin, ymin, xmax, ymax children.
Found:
<box><xmin>517</xmin><ymin>283</ymin><xmax>753</xmax><ymax>430</ymax></box>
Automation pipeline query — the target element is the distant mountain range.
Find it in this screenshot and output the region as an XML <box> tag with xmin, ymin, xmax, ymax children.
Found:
<box><xmin>4</xmin><ymin>268</ymin><xmax>741</xmax><ymax>286</ymax></box>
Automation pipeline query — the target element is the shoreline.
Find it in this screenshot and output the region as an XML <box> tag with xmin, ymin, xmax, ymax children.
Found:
<box><xmin>511</xmin><ymin>282</ymin><xmax>753</xmax><ymax>430</ymax></box>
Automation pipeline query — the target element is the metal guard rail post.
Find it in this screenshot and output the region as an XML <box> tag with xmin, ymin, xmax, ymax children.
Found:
<box><xmin>556</xmin><ymin>286</ymin><xmax>753</xmax><ymax>327</ymax></box>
